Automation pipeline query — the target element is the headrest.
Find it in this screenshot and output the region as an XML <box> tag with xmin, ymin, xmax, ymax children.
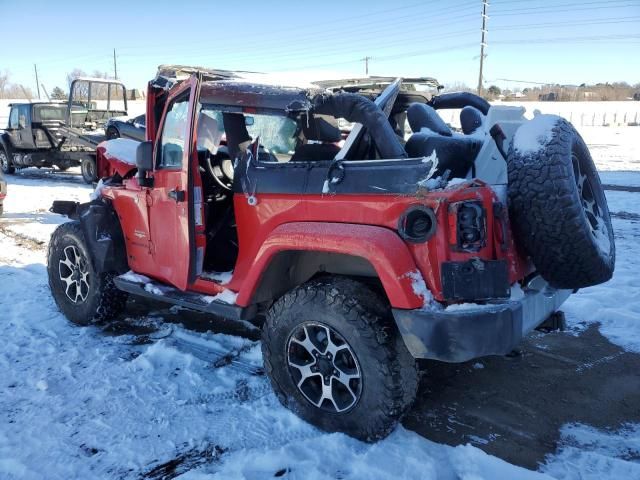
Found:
<box><xmin>460</xmin><ymin>106</ymin><xmax>483</xmax><ymax>134</ymax></box>
<box><xmin>407</xmin><ymin>103</ymin><xmax>452</xmax><ymax>136</ymax></box>
<box><xmin>301</xmin><ymin>114</ymin><xmax>341</xmax><ymax>143</ymax></box>
<box><xmin>197</xmin><ymin>112</ymin><xmax>223</xmax><ymax>153</ymax></box>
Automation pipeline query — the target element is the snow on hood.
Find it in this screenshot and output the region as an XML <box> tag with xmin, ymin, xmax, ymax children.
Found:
<box><xmin>512</xmin><ymin>114</ymin><xmax>560</xmax><ymax>155</ymax></box>
<box><xmin>102</xmin><ymin>138</ymin><xmax>140</xmax><ymax>165</ymax></box>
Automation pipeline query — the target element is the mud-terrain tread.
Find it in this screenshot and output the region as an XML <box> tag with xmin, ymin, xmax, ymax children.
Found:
<box><xmin>262</xmin><ymin>276</ymin><xmax>418</xmax><ymax>442</ymax></box>
<box><xmin>507</xmin><ymin>117</ymin><xmax>615</xmax><ymax>289</ymax></box>
<box><xmin>48</xmin><ymin>221</ymin><xmax>127</xmax><ymax>325</ymax></box>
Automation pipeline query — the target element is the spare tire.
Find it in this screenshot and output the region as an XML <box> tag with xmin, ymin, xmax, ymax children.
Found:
<box><xmin>507</xmin><ymin>115</ymin><xmax>615</xmax><ymax>289</ymax></box>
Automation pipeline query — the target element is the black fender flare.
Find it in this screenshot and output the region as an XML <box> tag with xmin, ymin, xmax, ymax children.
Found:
<box><xmin>51</xmin><ymin>199</ymin><xmax>128</xmax><ymax>274</ymax></box>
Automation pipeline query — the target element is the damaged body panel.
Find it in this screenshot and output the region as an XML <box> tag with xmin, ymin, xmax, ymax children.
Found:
<box><xmin>47</xmin><ymin>64</ymin><xmax>614</xmax><ymax>442</ymax></box>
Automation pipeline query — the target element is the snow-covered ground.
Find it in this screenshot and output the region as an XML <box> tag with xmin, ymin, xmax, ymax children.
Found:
<box><xmin>0</xmin><ymin>126</ymin><xmax>639</xmax><ymax>479</ymax></box>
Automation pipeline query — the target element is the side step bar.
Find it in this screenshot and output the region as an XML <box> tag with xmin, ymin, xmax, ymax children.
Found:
<box><xmin>113</xmin><ymin>275</ymin><xmax>256</xmax><ymax>321</ymax></box>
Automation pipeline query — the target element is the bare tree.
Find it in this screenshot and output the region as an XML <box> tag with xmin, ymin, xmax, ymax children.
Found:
<box><xmin>0</xmin><ymin>70</ymin><xmax>34</xmax><ymax>99</ymax></box>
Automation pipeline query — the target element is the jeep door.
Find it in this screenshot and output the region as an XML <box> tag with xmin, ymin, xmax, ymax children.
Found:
<box><xmin>146</xmin><ymin>76</ymin><xmax>198</xmax><ymax>290</ymax></box>
<box><xmin>16</xmin><ymin>105</ymin><xmax>35</xmax><ymax>149</ymax></box>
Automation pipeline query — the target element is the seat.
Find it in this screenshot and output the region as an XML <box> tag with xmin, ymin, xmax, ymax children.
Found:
<box><xmin>405</xmin><ymin>103</ymin><xmax>484</xmax><ymax>179</ymax></box>
<box><xmin>460</xmin><ymin>106</ymin><xmax>484</xmax><ymax>134</ymax></box>
<box><xmin>407</xmin><ymin>103</ymin><xmax>452</xmax><ymax>136</ymax></box>
<box><xmin>290</xmin><ymin>114</ymin><xmax>341</xmax><ymax>162</ymax></box>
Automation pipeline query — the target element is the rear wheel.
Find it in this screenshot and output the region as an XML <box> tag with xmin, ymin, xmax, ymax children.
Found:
<box><xmin>47</xmin><ymin>221</ymin><xmax>127</xmax><ymax>325</ymax></box>
<box><xmin>81</xmin><ymin>157</ymin><xmax>97</xmax><ymax>183</ymax></box>
<box><xmin>507</xmin><ymin>115</ymin><xmax>615</xmax><ymax>289</ymax></box>
<box><xmin>0</xmin><ymin>147</ymin><xmax>15</xmax><ymax>174</ymax></box>
<box><xmin>262</xmin><ymin>277</ymin><xmax>418</xmax><ymax>441</ymax></box>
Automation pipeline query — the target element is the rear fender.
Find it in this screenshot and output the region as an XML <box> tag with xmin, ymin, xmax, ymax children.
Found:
<box><xmin>235</xmin><ymin>222</ymin><xmax>424</xmax><ymax>309</ymax></box>
<box><xmin>50</xmin><ymin>199</ymin><xmax>128</xmax><ymax>274</ymax></box>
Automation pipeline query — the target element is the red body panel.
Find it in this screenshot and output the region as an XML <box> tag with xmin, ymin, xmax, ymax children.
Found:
<box><xmin>104</xmin><ymin>173</ymin><xmax>530</xmax><ymax>308</ymax></box>
<box><xmin>226</xmin><ymin>183</ymin><xmax>529</xmax><ymax>306</ymax></box>
<box><xmin>96</xmin><ymin>143</ymin><xmax>136</xmax><ymax>179</ymax></box>
<box><xmin>232</xmin><ymin>221</ymin><xmax>423</xmax><ymax>309</ymax></box>
<box><xmin>98</xmin><ymin>74</ymin><xmax>531</xmax><ymax>310</ymax></box>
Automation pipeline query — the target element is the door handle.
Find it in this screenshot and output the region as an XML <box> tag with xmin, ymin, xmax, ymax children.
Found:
<box><xmin>168</xmin><ymin>188</ymin><xmax>185</xmax><ymax>203</ymax></box>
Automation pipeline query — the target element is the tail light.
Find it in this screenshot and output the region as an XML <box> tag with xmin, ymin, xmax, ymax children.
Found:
<box><xmin>34</xmin><ymin>128</ymin><xmax>51</xmax><ymax>148</ymax></box>
<box><xmin>450</xmin><ymin>201</ymin><xmax>486</xmax><ymax>251</ymax></box>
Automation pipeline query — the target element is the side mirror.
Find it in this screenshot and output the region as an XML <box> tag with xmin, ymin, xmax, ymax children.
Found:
<box><xmin>136</xmin><ymin>141</ymin><xmax>154</xmax><ymax>187</ymax></box>
<box><xmin>18</xmin><ymin>115</ymin><xmax>26</xmax><ymax>129</ymax></box>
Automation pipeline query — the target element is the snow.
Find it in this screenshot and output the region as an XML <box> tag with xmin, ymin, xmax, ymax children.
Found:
<box><xmin>120</xmin><ymin>270</ymin><xmax>152</xmax><ymax>284</ymax></box>
<box><xmin>0</xmin><ymin>175</ymin><xmax>92</xmax><ymax>244</ymax></box>
<box><xmin>203</xmin><ymin>289</ymin><xmax>238</xmax><ymax>305</ymax></box>
<box><xmin>404</xmin><ymin>269</ymin><xmax>434</xmax><ymax>308</ymax></box>
<box><xmin>513</xmin><ymin>114</ymin><xmax>560</xmax><ymax>155</ymax></box>
<box><xmin>90</xmin><ymin>178</ymin><xmax>105</xmax><ymax>200</ymax></box>
<box><xmin>1</xmin><ymin>124</ymin><xmax>639</xmax><ymax>478</ymax></box>
<box><xmin>102</xmin><ymin>138</ymin><xmax>140</xmax><ymax>165</ymax></box>
<box><xmin>542</xmin><ymin>423</ymin><xmax>640</xmax><ymax>479</ymax></box>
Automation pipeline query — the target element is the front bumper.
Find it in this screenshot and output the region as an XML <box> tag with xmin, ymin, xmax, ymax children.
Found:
<box><xmin>392</xmin><ymin>276</ymin><xmax>571</xmax><ymax>362</ymax></box>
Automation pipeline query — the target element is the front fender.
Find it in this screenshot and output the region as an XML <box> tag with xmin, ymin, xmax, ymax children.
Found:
<box><xmin>51</xmin><ymin>199</ymin><xmax>128</xmax><ymax>274</ymax></box>
<box><xmin>235</xmin><ymin>222</ymin><xmax>424</xmax><ymax>309</ymax></box>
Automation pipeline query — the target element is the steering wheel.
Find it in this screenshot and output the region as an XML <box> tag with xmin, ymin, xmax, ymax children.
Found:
<box><xmin>205</xmin><ymin>149</ymin><xmax>234</xmax><ymax>191</ymax></box>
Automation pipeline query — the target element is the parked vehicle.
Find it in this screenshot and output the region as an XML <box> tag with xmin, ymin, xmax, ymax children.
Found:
<box><xmin>47</xmin><ymin>65</ymin><xmax>615</xmax><ymax>441</ymax></box>
<box><xmin>105</xmin><ymin>114</ymin><xmax>146</xmax><ymax>142</ymax></box>
<box><xmin>0</xmin><ymin>168</ymin><xmax>6</xmax><ymax>215</ymax></box>
<box><xmin>0</xmin><ymin>78</ymin><xmax>129</xmax><ymax>183</ymax></box>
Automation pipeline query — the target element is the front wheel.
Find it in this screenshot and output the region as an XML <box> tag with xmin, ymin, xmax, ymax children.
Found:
<box><xmin>262</xmin><ymin>277</ymin><xmax>418</xmax><ymax>442</ymax></box>
<box><xmin>81</xmin><ymin>157</ymin><xmax>97</xmax><ymax>183</ymax></box>
<box><xmin>47</xmin><ymin>221</ymin><xmax>127</xmax><ymax>325</ymax></box>
<box><xmin>106</xmin><ymin>127</ymin><xmax>120</xmax><ymax>140</ymax></box>
<box><xmin>0</xmin><ymin>147</ymin><xmax>15</xmax><ymax>174</ymax></box>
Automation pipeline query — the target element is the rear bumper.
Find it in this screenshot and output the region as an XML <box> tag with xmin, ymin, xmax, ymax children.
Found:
<box><xmin>392</xmin><ymin>276</ymin><xmax>571</xmax><ymax>362</ymax></box>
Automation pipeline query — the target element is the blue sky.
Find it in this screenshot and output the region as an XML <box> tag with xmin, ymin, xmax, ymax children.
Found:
<box><xmin>1</xmin><ymin>0</ymin><xmax>639</xmax><ymax>94</ymax></box>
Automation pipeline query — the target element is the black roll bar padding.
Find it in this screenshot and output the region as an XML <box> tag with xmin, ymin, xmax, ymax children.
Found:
<box><xmin>312</xmin><ymin>92</ymin><xmax>407</xmax><ymax>159</ymax></box>
<box><xmin>429</xmin><ymin>92</ymin><xmax>491</xmax><ymax>115</ymax></box>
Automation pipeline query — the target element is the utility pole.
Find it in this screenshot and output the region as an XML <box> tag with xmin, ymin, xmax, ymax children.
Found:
<box><xmin>113</xmin><ymin>48</ymin><xmax>118</xmax><ymax>79</ymax></box>
<box><xmin>361</xmin><ymin>56</ymin><xmax>371</xmax><ymax>76</ymax></box>
<box><xmin>477</xmin><ymin>0</ymin><xmax>488</xmax><ymax>96</ymax></box>
<box><xmin>34</xmin><ymin>64</ymin><xmax>41</xmax><ymax>99</ymax></box>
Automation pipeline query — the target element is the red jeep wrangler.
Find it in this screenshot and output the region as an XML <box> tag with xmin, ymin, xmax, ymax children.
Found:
<box><xmin>48</xmin><ymin>66</ymin><xmax>615</xmax><ymax>441</ymax></box>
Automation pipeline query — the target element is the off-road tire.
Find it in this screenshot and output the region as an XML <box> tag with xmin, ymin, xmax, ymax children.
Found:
<box><xmin>48</xmin><ymin>221</ymin><xmax>127</xmax><ymax>325</ymax></box>
<box><xmin>262</xmin><ymin>276</ymin><xmax>418</xmax><ymax>442</ymax></box>
<box><xmin>507</xmin><ymin>116</ymin><xmax>615</xmax><ymax>289</ymax></box>
<box><xmin>0</xmin><ymin>147</ymin><xmax>15</xmax><ymax>174</ymax></box>
<box><xmin>81</xmin><ymin>157</ymin><xmax>97</xmax><ymax>183</ymax></box>
<box><xmin>106</xmin><ymin>127</ymin><xmax>120</xmax><ymax>140</ymax></box>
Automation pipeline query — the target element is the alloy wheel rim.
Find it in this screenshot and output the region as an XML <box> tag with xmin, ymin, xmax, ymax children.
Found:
<box><xmin>571</xmin><ymin>152</ymin><xmax>610</xmax><ymax>252</ymax></box>
<box><xmin>286</xmin><ymin>322</ymin><xmax>362</xmax><ymax>413</ymax></box>
<box><xmin>58</xmin><ymin>245</ymin><xmax>90</xmax><ymax>303</ymax></box>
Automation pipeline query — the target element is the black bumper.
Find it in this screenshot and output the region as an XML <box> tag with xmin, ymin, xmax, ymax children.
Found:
<box><xmin>392</xmin><ymin>277</ymin><xmax>571</xmax><ymax>362</ymax></box>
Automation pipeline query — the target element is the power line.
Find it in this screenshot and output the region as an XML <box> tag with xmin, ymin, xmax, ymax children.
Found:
<box><xmin>493</xmin><ymin>0</ymin><xmax>640</xmax><ymax>16</ymax></box>
<box><xmin>491</xmin><ymin>16</ymin><xmax>640</xmax><ymax>31</ymax></box>
<box><xmin>115</xmin><ymin>0</ymin><xmax>478</xmax><ymax>55</ymax></box>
